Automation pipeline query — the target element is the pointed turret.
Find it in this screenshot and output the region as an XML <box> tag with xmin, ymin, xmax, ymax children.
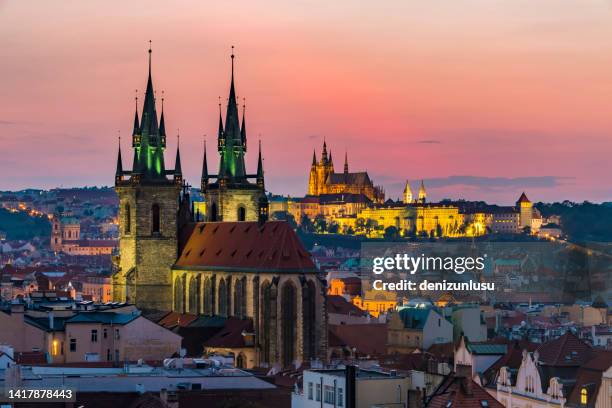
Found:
<box><xmin>257</xmin><ymin>140</ymin><xmax>264</xmax><ymax>189</ymax></box>
<box><xmin>344</xmin><ymin>151</ymin><xmax>349</xmax><ymax>174</ymax></box>
<box><xmin>159</xmin><ymin>92</ymin><xmax>166</xmax><ymax>147</ymax></box>
<box><xmin>418</xmin><ymin>180</ymin><xmax>427</xmax><ymax>203</ymax></box>
<box><xmin>115</xmin><ymin>136</ymin><xmax>123</xmax><ymax>183</ymax></box>
<box><xmin>217</xmin><ymin>99</ymin><xmax>224</xmax><ymax>150</ymax></box>
<box><xmin>132</xmin><ymin>95</ymin><xmax>140</xmax><ymax>137</ymax></box>
<box><xmin>201</xmin><ymin>139</ymin><xmax>208</xmax><ymax>192</ymax></box>
<box><xmin>403</xmin><ymin>181</ymin><xmax>413</xmax><ymax>204</ymax></box>
<box><xmin>312</xmin><ymin>149</ymin><xmax>317</xmax><ymax>166</ymax></box>
<box><xmin>329</xmin><ymin>151</ymin><xmax>333</xmax><ymax>168</ymax></box>
<box><xmin>322</xmin><ymin>140</ymin><xmax>328</xmax><ymax>164</ymax></box>
<box><xmin>241</xmin><ymin>100</ymin><xmax>247</xmax><ymax>152</ymax></box>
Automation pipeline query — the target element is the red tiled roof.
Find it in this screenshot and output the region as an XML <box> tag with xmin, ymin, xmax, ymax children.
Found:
<box><xmin>327</xmin><ymin>295</ymin><xmax>369</xmax><ymax>316</ymax></box>
<box><xmin>566</xmin><ymin>350</ymin><xmax>612</xmax><ymax>407</ymax></box>
<box><xmin>536</xmin><ymin>331</ymin><xmax>593</xmax><ymax>367</ymax></box>
<box><xmin>329</xmin><ymin>324</ymin><xmax>387</xmax><ymax>356</ymax></box>
<box><xmin>156</xmin><ymin>312</ymin><xmax>198</xmax><ymax>329</ymax></box>
<box><xmin>175</xmin><ymin>221</ymin><xmax>316</xmax><ymax>272</ymax></box>
<box><xmin>428</xmin><ymin>376</ymin><xmax>504</xmax><ymax>408</ymax></box>
<box><xmin>203</xmin><ymin>318</ymin><xmax>253</xmax><ymax>348</ymax></box>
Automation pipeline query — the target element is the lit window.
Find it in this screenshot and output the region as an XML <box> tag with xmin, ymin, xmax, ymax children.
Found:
<box><xmin>581</xmin><ymin>388</ymin><xmax>587</xmax><ymax>405</ymax></box>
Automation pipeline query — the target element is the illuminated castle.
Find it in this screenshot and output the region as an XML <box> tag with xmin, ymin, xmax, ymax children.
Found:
<box><xmin>307</xmin><ymin>141</ymin><xmax>385</xmax><ymax>204</ymax></box>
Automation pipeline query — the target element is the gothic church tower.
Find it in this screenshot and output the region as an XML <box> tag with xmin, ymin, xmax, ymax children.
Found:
<box><xmin>202</xmin><ymin>50</ymin><xmax>268</xmax><ymax>222</ymax></box>
<box><xmin>113</xmin><ymin>46</ymin><xmax>184</xmax><ymax>311</ymax></box>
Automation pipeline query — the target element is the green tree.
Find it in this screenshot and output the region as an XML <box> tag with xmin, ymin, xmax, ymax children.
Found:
<box><xmin>384</xmin><ymin>226</ymin><xmax>399</xmax><ymax>240</ymax></box>
<box><xmin>300</xmin><ymin>214</ymin><xmax>315</xmax><ymax>233</ymax></box>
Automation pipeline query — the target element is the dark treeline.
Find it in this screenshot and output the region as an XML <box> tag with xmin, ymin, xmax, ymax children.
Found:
<box><xmin>536</xmin><ymin>201</ymin><xmax>612</xmax><ymax>242</ymax></box>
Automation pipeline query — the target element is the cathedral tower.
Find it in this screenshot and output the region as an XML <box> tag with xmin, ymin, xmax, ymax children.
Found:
<box><xmin>417</xmin><ymin>180</ymin><xmax>427</xmax><ymax>203</ymax></box>
<box><xmin>403</xmin><ymin>181</ymin><xmax>413</xmax><ymax>204</ymax></box>
<box><xmin>113</xmin><ymin>46</ymin><xmax>184</xmax><ymax>311</ymax></box>
<box><xmin>203</xmin><ymin>49</ymin><xmax>267</xmax><ymax>222</ymax></box>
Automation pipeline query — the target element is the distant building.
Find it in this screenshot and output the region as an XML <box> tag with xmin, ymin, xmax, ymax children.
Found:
<box><xmin>50</xmin><ymin>215</ymin><xmax>117</xmax><ymax>255</ymax></box>
<box><xmin>292</xmin><ymin>366</ymin><xmax>411</xmax><ymax>408</ymax></box>
<box><xmin>308</xmin><ymin>142</ymin><xmax>384</xmax><ymax>204</ymax></box>
<box><xmin>387</xmin><ymin>306</ymin><xmax>453</xmax><ymax>352</ymax></box>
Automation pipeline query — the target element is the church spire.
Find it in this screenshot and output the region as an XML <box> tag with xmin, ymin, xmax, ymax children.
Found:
<box><xmin>201</xmin><ymin>138</ymin><xmax>208</xmax><ymax>192</ymax></box>
<box><xmin>312</xmin><ymin>149</ymin><xmax>317</xmax><ymax>166</ymax></box>
<box><xmin>241</xmin><ymin>98</ymin><xmax>247</xmax><ymax>152</ymax></box>
<box><xmin>115</xmin><ymin>133</ymin><xmax>123</xmax><ymax>182</ymax></box>
<box><xmin>257</xmin><ymin>139</ymin><xmax>264</xmax><ymax>189</ymax></box>
<box><xmin>132</xmin><ymin>92</ymin><xmax>139</xmax><ymax>136</ymax></box>
<box><xmin>418</xmin><ymin>180</ymin><xmax>427</xmax><ymax>203</ymax></box>
<box><xmin>174</xmin><ymin>131</ymin><xmax>182</xmax><ymax>174</ymax></box>
<box><xmin>140</xmin><ymin>41</ymin><xmax>159</xmax><ymax>139</ymax></box>
<box><xmin>322</xmin><ymin>139</ymin><xmax>328</xmax><ymax>164</ymax></box>
<box><xmin>344</xmin><ymin>151</ymin><xmax>349</xmax><ymax>174</ymax></box>
<box><xmin>159</xmin><ymin>91</ymin><xmax>166</xmax><ymax>141</ymax></box>
<box><xmin>218</xmin><ymin>46</ymin><xmax>247</xmax><ymax>182</ymax></box>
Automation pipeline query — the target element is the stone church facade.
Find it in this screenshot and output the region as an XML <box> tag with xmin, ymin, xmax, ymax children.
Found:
<box><xmin>112</xmin><ymin>46</ymin><xmax>327</xmax><ymax>367</ymax></box>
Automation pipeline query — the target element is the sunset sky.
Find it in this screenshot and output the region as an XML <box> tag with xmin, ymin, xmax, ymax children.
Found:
<box><xmin>2</xmin><ymin>1</ymin><xmax>612</xmax><ymax>204</ymax></box>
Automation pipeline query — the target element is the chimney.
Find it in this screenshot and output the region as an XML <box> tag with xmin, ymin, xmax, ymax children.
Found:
<box><xmin>456</xmin><ymin>364</ymin><xmax>473</xmax><ymax>396</ymax></box>
<box><xmin>407</xmin><ymin>388</ymin><xmax>424</xmax><ymax>408</ymax></box>
<box><xmin>345</xmin><ymin>365</ymin><xmax>357</xmax><ymax>408</ymax></box>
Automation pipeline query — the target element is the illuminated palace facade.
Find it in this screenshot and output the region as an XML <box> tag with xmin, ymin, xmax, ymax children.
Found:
<box><xmin>293</xmin><ymin>169</ymin><xmax>542</xmax><ymax>238</ymax></box>
<box><xmin>112</xmin><ymin>48</ymin><xmax>327</xmax><ymax>368</ymax></box>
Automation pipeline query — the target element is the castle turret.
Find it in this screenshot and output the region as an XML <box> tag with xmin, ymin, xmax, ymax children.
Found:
<box><xmin>517</xmin><ymin>192</ymin><xmax>533</xmax><ymax>230</ymax></box>
<box><xmin>403</xmin><ymin>181</ymin><xmax>413</xmax><ymax>204</ymax></box>
<box><xmin>417</xmin><ymin>180</ymin><xmax>427</xmax><ymax>203</ymax></box>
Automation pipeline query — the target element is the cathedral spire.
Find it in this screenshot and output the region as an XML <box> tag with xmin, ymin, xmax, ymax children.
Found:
<box><xmin>115</xmin><ymin>133</ymin><xmax>123</xmax><ymax>181</ymax></box>
<box><xmin>159</xmin><ymin>91</ymin><xmax>166</xmax><ymax>139</ymax></box>
<box><xmin>241</xmin><ymin>98</ymin><xmax>247</xmax><ymax>152</ymax></box>
<box><xmin>344</xmin><ymin>151</ymin><xmax>349</xmax><ymax>174</ymax></box>
<box><xmin>140</xmin><ymin>41</ymin><xmax>159</xmax><ymax>138</ymax></box>
<box><xmin>312</xmin><ymin>149</ymin><xmax>317</xmax><ymax>166</ymax></box>
<box><xmin>132</xmin><ymin>92</ymin><xmax>139</xmax><ymax>136</ymax></box>
<box><xmin>322</xmin><ymin>139</ymin><xmax>328</xmax><ymax>164</ymax></box>
<box><xmin>418</xmin><ymin>180</ymin><xmax>427</xmax><ymax>203</ymax></box>
<box><xmin>257</xmin><ymin>139</ymin><xmax>264</xmax><ymax>189</ymax></box>
<box><xmin>201</xmin><ymin>137</ymin><xmax>208</xmax><ymax>192</ymax></box>
<box><xmin>218</xmin><ymin>46</ymin><xmax>247</xmax><ymax>181</ymax></box>
<box><xmin>174</xmin><ymin>131</ymin><xmax>182</xmax><ymax>175</ymax></box>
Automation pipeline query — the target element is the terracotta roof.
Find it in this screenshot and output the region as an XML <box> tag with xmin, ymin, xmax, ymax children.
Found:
<box><xmin>536</xmin><ymin>331</ymin><xmax>593</xmax><ymax>367</ymax></box>
<box><xmin>427</xmin><ymin>342</ymin><xmax>455</xmax><ymax>362</ymax></box>
<box><xmin>566</xmin><ymin>350</ymin><xmax>612</xmax><ymax>407</ymax></box>
<box><xmin>156</xmin><ymin>312</ymin><xmax>198</xmax><ymax>329</ymax></box>
<box><xmin>327</xmin><ymin>295</ymin><xmax>369</xmax><ymax>316</ymax></box>
<box><xmin>203</xmin><ymin>318</ymin><xmax>253</xmax><ymax>348</ymax></box>
<box><xmin>516</xmin><ymin>192</ymin><xmax>530</xmax><ymax>203</ymax></box>
<box><xmin>428</xmin><ymin>376</ymin><xmax>504</xmax><ymax>408</ymax></box>
<box><xmin>175</xmin><ymin>221</ymin><xmax>316</xmax><ymax>273</ymax></box>
<box><xmin>328</xmin><ymin>324</ymin><xmax>387</xmax><ymax>356</ymax></box>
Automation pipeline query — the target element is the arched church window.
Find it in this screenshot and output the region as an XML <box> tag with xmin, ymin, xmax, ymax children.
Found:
<box><xmin>125</xmin><ymin>203</ymin><xmax>131</xmax><ymax>234</ymax></box>
<box><xmin>152</xmin><ymin>204</ymin><xmax>160</xmax><ymax>233</ymax></box>
<box><xmin>237</xmin><ymin>206</ymin><xmax>246</xmax><ymax>221</ymax></box>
